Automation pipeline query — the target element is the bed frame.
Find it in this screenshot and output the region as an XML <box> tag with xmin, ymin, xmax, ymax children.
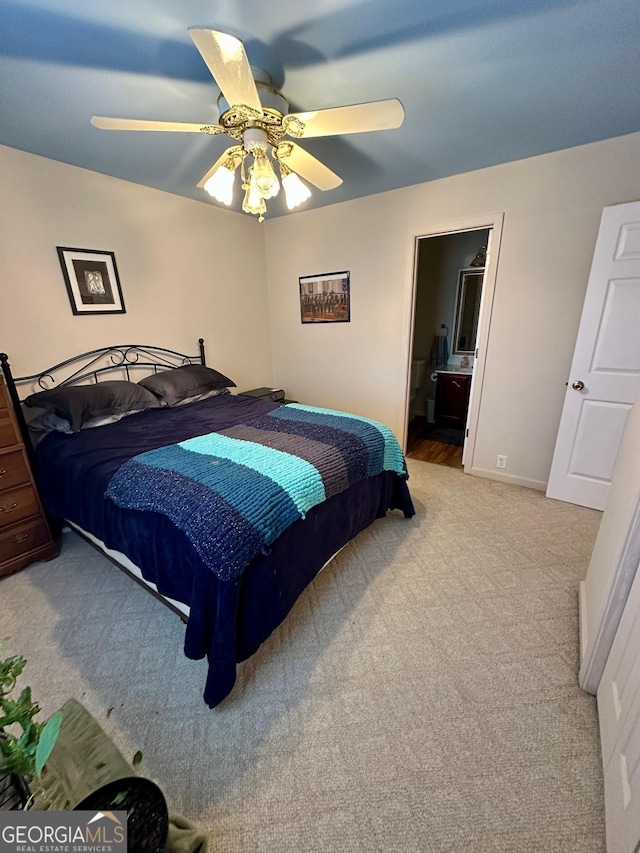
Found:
<box><xmin>0</xmin><ymin>340</ymin><xmax>206</xmax><ymax>621</ymax></box>
<box><xmin>0</xmin><ymin>340</ymin><xmax>206</xmax><ymax>456</ymax></box>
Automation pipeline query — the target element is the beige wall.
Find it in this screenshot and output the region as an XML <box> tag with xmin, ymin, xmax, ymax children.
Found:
<box><xmin>0</xmin><ymin>145</ymin><xmax>272</xmax><ymax>389</ymax></box>
<box><xmin>3</xmin><ymin>132</ymin><xmax>640</xmax><ymax>491</ymax></box>
<box><xmin>264</xmin><ymin>131</ymin><xmax>640</xmax><ymax>489</ymax></box>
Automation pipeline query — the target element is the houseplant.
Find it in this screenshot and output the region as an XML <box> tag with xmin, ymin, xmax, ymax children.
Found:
<box><xmin>0</xmin><ymin>640</ymin><xmax>62</xmax><ymax>809</ymax></box>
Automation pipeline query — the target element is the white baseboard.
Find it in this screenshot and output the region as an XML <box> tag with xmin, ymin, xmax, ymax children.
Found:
<box><xmin>467</xmin><ymin>466</ymin><xmax>547</xmax><ymax>491</ymax></box>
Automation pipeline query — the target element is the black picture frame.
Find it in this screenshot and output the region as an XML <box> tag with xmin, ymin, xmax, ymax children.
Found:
<box><xmin>299</xmin><ymin>271</ymin><xmax>350</xmax><ymax>324</ymax></box>
<box><xmin>56</xmin><ymin>247</ymin><xmax>126</xmax><ymax>315</ymax></box>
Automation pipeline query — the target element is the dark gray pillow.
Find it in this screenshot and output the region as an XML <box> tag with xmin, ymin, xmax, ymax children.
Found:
<box><xmin>139</xmin><ymin>365</ymin><xmax>236</xmax><ymax>407</ymax></box>
<box><xmin>172</xmin><ymin>387</ymin><xmax>231</xmax><ymax>407</ymax></box>
<box><xmin>24</xmin><ymin>381</ymin><xmax>161</xmax><ymax>432</ymax></box>
<box><xmin>21</xmin><ymin>404</ymin><xmax>73</xmax><ymax>435</ymax></box>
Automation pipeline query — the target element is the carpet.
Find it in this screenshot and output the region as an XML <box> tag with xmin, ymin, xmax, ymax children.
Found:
<box><xmin>0</xmin><ymin>461</ymin><xmax>605</xmax><ymax>852</ymax></box>
<box><xmin>418</xmin><ymin>423</ymin><xmax>465</xmax><ymax>445</ymax></box>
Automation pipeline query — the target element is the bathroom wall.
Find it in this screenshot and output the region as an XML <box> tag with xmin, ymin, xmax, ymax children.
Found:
<box><xmin>411</xmin><ymin>229</ymin><xmax>490</xmax><ymax>419</ymax></box>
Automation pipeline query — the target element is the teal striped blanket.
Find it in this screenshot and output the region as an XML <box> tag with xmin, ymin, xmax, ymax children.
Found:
<box><xmin>105</xmin><ymin>404</ymin><xmax>408</xmax><ymax>581</ymax></box>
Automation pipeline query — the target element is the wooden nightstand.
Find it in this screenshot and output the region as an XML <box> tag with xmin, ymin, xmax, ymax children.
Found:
<box><xmin>238</xmin><ymin>387</ymin><xmax>287</xmax><ymax>403</ymax></box>
<box><xmin>0</xmin><ymin>374</ymin><xmax>58</xmax><ymax>578</ymax></box>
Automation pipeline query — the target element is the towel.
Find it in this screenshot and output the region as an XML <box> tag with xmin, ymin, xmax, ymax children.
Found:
<box><xmin>429</xmin><ymin>334</ymin><xmax>449</xmax><ymax>367</ymax></box>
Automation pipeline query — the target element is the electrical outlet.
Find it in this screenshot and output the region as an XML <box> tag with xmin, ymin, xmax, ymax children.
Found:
<box><xmin>496</xmin><ymin>455</ymin><xmax>507</xmax><ymax>469</ymax></box>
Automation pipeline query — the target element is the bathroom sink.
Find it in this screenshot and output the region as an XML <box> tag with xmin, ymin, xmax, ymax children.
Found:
<box><xmin>435</xmin><ymin>366</ymin><xmax>473</xmax><ymax>375</ymax></box>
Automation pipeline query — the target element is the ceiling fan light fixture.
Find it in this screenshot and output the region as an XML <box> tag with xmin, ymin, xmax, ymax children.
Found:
<box><xmin>203</xmin><ymin>164</ymin><xmax>237</xmax><ymax>205</ymax></box>
<box><xmin>279</xmin><ymin>162</ymin><xmax>312</xmax><ymax>210</ymax></box>
<box><xmin>251</xmin><ymin>148</ymin><xmax>280</xmax><ymax>199</ymax></box>
<box><xmin>90</xmin><ymin>29</ymin><xmax>404</xmax><ymax>221</ymax></box>
<box><xmin>242</xmin><ymin>169</ymin><xmax>267</xmax><ymax>221</ymax></box>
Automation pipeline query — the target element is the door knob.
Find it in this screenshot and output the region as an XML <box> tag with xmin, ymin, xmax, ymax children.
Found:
<box><xmin>572</xmin><ymin>380</ymin><xmax>585</xmax><ymax>391</ymax></box>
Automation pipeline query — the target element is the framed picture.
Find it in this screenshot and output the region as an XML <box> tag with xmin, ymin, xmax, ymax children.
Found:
<box><xmin>299</xmin><ymin>271</ymin><xmax>350</xmax><ymax>324</ymax></box>
<box><xmin>56</xmin><ymin>247</ymin><xmax>125</xmax><ymax>315</ymax></box>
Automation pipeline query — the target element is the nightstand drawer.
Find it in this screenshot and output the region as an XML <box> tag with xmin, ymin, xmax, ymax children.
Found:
<box><xmin>0</xmin><ymin>484</ymin><xmax>39</xmax><ymax>527</ymax></box>
<box><xmin>0</xmin><ymin>409</ymin><xmax>18</xmax><ymax>449</ymax></box>
<box><xmin>0</xmin><ymin>518</ymin><xmax>52</xmax><ymax>565</ymax></box>
<box><xmin>0</xmin><ymin>450</ymin><xmax>31</xmax><ymax>492</ymax></box>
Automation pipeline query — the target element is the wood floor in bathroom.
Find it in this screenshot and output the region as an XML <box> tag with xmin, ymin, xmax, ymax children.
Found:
<box><xmin>406</xmin><ymin>417</ymin><xmax>464</xmax><ymax>468</ymax></box>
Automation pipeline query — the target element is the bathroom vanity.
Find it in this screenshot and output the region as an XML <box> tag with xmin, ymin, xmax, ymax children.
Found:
<box><xmin>434</xmin><ymin>368</ymin><xmax>473</xmax><ymax>428</ymax></box>
<box><xmin>431</xmin><ymin>263</ymin><xmax>482</xmax><ymax>429</ymax></box>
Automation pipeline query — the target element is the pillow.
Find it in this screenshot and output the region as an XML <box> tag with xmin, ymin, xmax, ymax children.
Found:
<box><xmin>172</xmin><ymin>387</ymin><xmax>231</xmax><ymax>407</ymax></box>
<box><xmin>24</xmin><ymin>381</ymin><xmax>161</xmax><ymax>432</ymax></box>
<box><xmin>82</xmin><ymin>412</ymin><xmax>127</xmax><ymax>429</ymax></box>
<box><xmin>21</xmin><ymin>404</ymin><xmax>73</xmax><ymax>435</ymax></box>
<box><xmin>139</xmin><ymin>364</ymin><xmax>236</xmax><ymax>407</ymax></box>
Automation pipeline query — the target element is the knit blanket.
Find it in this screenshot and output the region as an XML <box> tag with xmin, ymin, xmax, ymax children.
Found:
<box><xmin>105</xmin><ymin>404</ymin><xmax>408</xmax><ymax>581</ymax></box>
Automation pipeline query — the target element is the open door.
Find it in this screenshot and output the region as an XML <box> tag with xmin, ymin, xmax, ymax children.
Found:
<box><xmin>402</xmin><ymin>213</ymin><xmax>503</xmax><ymax>471</ymax></box>
<box><xmin>597</xmin><ymin>561</ymin><xmax>640</xmax><ymax>853</ymax></box>
<box><xmin>546</xmin><ymin>201</ymin><xmax>640</xmax><ymax>510</ymax></box>
<box><xmin>578</xmin><ymin>395</ymin><xmax>640</xmax><ymax>694</ymax></box>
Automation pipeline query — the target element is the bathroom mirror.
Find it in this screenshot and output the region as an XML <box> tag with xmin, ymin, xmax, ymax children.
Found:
<box><xmin>453</xmin><ymin>268</ymin><xmax>484</xmax><ymax>354</ymax></box>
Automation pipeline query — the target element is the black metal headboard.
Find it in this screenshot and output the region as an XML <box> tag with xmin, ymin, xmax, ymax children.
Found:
<box><xmin>0</xmin><ymin>339</ymin><xmax>206</xmax><ymax>454</ymax></box>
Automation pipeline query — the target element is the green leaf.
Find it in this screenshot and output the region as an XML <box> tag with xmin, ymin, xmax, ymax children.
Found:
<box><xmin>0</xmin><ymin>656</ymin><xmax>26</xmax><ymax>696</ymax></box>
<box><xmin>35</xmin><ymin>710</ymin><xmax>63</xmax><ymax>776</ymax></box>
<box><xmin>1</xmin><ymin>738</ymin><xmax>33</xmax><ymax>776</ymax></box>
<box><xmin>132</xmin><ymin>750</ymin><xmax>143</xmax><ymax>766</ymax></box>
<box><xmin>0</xmin><ymin>693</ymin><xmax>39</xmax><ymax>731</ymax></box>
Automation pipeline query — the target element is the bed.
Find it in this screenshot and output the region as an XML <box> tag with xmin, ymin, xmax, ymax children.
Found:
<box><xmin>1</xmin><ymin>341</ymin><xmax>414</xmax><ymax>707</ymax></box>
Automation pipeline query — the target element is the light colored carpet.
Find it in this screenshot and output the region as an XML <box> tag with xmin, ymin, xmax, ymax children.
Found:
<box><xmin>0</xmin><ymin>460</ymin><xmax>605</xmax><ymax>852</ymax></box>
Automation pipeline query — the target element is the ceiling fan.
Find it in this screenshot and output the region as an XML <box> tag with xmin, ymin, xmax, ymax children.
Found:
<box><xmin>91</xmin><ymin>29</ymin><xmax>405</xmax><ymax>220</ymax></box>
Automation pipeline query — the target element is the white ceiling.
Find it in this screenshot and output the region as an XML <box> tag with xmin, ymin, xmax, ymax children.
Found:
<box><xmin>1</xmin><ymin>0</ymin><xmax>639</xmax><ymax>218</ymax></box>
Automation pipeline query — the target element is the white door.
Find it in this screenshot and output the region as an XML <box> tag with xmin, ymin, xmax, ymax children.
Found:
<box><xmin>597</xmin><ymin>563</ymin><xmax>640</xmax><ymax>853</ymax></box>
<box><xmin>578</xmin><ymin>395</ymin><xmax>640</xmax><ymax>695</ymax></box>
<box><xmin>546</xmin><ymin>201</ymin><xmax>640</xmax><ymax>510</ymax></box>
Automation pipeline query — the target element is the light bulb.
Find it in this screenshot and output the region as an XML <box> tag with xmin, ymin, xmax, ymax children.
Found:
<box><xmin>251</xmin><ymin>150</ymin><xmax>280</xmax><ymax>199</ymax></box>
<box><xmin>203</xmin><ymin>165</ymin><xmax>236</xmax><ymax>206</ymax></box>
<box><xmin>242</xmin><ymin>171</ymin><xmax>267</xmax><ymax>219</ymax></box>
<box><xmin>282</xmin><ymin>170</ymin><xmax>311</xmax><ymax>210</ymax></box>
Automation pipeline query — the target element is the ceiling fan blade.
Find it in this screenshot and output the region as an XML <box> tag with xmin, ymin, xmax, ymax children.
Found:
<box><xmin>197</xmin><ymin>148</ymin><xmax>241</xmax><ymax>189</ymax></box>
<box><xmin>278</xmin><ymin>143</ymin><xmax>342</xmax><ymax>191</ymax></box>
<box><xmin>289</xmin><ymin>98</ymin><xmax>404</xmax><ymax>138</ymax></box>
<box><xmin>188</xmin><ymin>29</ymin><xmax>262</xmax><ymax>113</ymax></box>
<box><xmin>91</xmin><ymin>116</ymin><xmax>210</xmax><ymax>133</ymax></box>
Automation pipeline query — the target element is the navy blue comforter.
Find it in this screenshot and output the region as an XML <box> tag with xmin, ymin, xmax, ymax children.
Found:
<box><xmin>35</xmin><ymin>394</ymin><xmax>414</xmax><ymax>707</ymax></box>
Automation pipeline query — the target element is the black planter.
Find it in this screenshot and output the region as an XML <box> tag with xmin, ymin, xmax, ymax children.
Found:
<box><xmin>0</xmin><ymin>772</ymin><xmax>30</xmax><ymax>810</ymax></box>
<box><xmin>74</xmin><ymin>776</ymin><xmax>169</xmax><ymax>853</ymax></box>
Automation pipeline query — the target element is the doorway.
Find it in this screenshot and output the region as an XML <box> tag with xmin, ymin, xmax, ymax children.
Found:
<box><xmin>403</xmin><ymin>215</ymin><xmax>503</xmax><ymax>471</ymax></box>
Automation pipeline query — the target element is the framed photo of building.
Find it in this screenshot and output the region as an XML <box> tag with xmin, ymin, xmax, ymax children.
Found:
<box><xmin>299</xmin><ymin>271</ymin><xmax>350</xmax><ymax>324</ymax></box>
<box><xmin>57</xmin><ymin>246</ymin><xmax>126</xmax><ymax>315</ymax></box>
